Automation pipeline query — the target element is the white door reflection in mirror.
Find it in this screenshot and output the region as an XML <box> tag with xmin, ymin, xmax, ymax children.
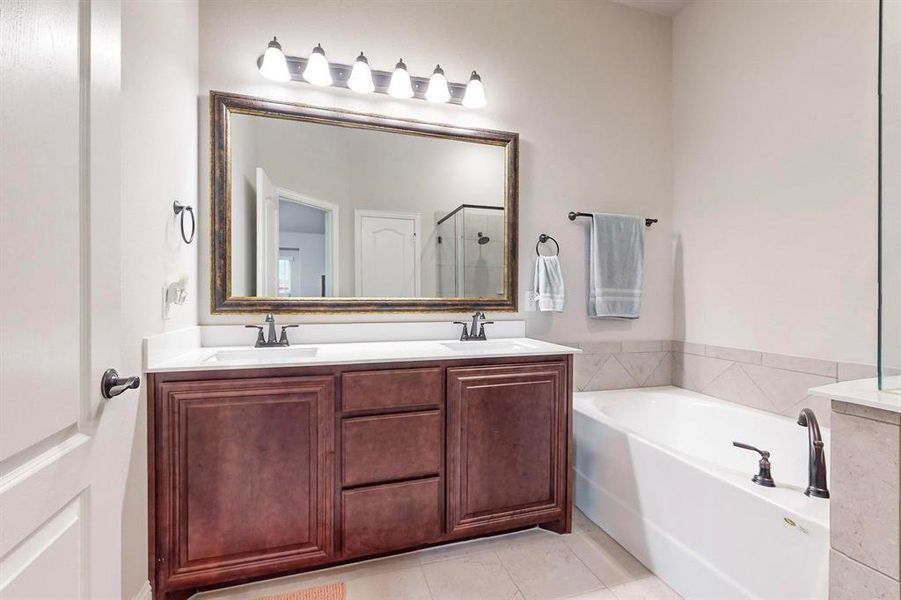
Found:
<box><xmin>255</xmin><ymin>167</ymin><xmax>279</xmax><ymax>296</ymax></box>
<box><xmin>355</xmin><ymin>210</ymin><xmax>421</xmax><ymax>297</ymax></box>
<box><xmin>255</xmin><ymin>167</ymin><xmax>338</xmax><ymax>297</ymax></box>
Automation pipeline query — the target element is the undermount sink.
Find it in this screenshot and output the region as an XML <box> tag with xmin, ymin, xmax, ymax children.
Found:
<box><xmin>440</xmin><ymin>340</ymin><xmax>537</xmax><ymax>354</ymax></box>
<box><xmin>207</xmin><ymin>346</ymin><xmax>319</xmax><ymax>363</ymax></box>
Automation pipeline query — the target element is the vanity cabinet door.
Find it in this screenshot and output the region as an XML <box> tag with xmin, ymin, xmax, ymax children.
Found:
<box><xmin>155</xmin><ymin>376</ymin><xmax>335</xmax><ymax>591</ymax></box>
<box><xmin>446</xmin><ymin>362</ymin><xmax>568</xmax><ymax>537</ymax></box>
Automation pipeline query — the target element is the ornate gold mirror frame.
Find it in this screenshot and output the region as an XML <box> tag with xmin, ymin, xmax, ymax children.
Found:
<box><xmin>210</xmin><ymin>91</ymin><xmax>518</xmax><ymax>314</ymax></box>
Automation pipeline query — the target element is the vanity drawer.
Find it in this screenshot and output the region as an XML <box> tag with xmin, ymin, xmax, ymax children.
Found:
<box><xmin>341</xmin><ymin>367</ymin><xmax>443</xmax><ymax>413</ymax></box>
<box><xmin>342</xmin><ymin>410</ymin><xmax>442</xmax><ymax>487</ymax></box>
<box><xmin>341</xmin><ymin>478</ymin><xmax>442</xmax><ymax>556</ymax></box>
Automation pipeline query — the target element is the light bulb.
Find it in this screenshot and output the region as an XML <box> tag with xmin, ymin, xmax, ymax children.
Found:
<box><xmin>347</xmin><ymin>52</ymin><xmax>375</xmax><ymax>94</ymax></box>
<box><xmin>425</xmin><ymin>64</ymin><xmax>451</xmax><ymax>103</ymax></box>
<box><xmin>462</xmin><ymin>71</ymin><xmax>487</xmax><ymax>108</ymax></box>
<box><xmin>387</xmin><ymin>59</ymin><xmax>414</xmax><ymax>99</ymax></box>
<box><xmin>259</xmin><ymin>37</ymin><xmax>290</xmax><ymax>82</ymax></box>
<box><xmin>302</xmin><ymin>43</ymin><xmax>332</xmax><ymax>86</ymax></box>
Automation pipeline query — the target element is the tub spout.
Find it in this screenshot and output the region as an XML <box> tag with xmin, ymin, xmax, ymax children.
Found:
<box><xmin>797</xmin><ymin>408</ymin><xmax>829</xmax><ymax>499</ymax></box>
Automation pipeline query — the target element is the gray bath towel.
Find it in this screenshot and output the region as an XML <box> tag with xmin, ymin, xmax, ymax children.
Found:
<box><xmin>588</xmin><ymin>213</ymin><xmax>644</xmax><ymax>319</ymax></box>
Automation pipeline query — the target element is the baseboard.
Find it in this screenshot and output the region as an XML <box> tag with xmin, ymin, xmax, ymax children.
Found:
<box><xmin>131</xmin><ymin>581</ymin><xmax>152</xmax><ymax>600</ymax></box>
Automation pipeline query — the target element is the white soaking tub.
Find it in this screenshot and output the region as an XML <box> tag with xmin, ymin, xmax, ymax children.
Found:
<box><xmin>574</xmin><ymin>386</ymin><xmax>829</xmax><ymax>600</ymax></box>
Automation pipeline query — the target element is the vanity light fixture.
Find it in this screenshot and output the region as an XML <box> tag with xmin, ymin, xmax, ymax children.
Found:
<box><xmin>347</xmin><ymin>52</ymin><xmax>375</xmax><ymax>94</ymax></box>
<box><xmin>462</xmin><ymin>71</ymin><xmax>487</xmax><ymax>109</ymax></box>
<box><xmin>256</xmin><ymin>39</ymin><xmax>486</xmax><ymax>108</ymax></box>
<box><xmin>302</xmin><ymin>43</ymin><xmax>332</xmax><ymax>86</ymax></box>
<box><xmin>387</xmin><ymin>59</ymin><xmax>415</xmax><ymax>99</ymax></box>
<box><xmin>259</xmin><ymin>36</ymin><xmax>291</xmax><ymax>82</ymax></box>
<box><xmin>425</xmin><ymin>64</ymin><xmax>451</xmax><ymax>103</ymax></box>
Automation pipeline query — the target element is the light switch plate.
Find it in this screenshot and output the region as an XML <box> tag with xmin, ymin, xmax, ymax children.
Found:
<box><xmin>162</xmin><ymin>286</ymin><xmax>171</xmax><ymax>320</ymax></box>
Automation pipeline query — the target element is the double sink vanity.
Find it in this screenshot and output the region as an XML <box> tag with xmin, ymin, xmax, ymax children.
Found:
<box><xmin>145</xmin><ymin>319</ymin><xmax>578</xmax><ymax>599</ymax></box>
<box><xmin>143</xmin><ymin>91</ymin><xmax>580</xmax><ymax>599</ymax></box>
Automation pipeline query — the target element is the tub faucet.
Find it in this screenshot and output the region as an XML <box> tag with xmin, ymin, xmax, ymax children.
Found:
<box><xmin>797</xmin><ymin>408</ymin><xmax>829</xmax><ymax>499</ymax></box>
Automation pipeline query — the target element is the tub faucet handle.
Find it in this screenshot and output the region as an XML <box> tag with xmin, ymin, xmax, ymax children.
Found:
<box><xmin>733</xmin><ymin>441</ymin><xmax>776</xmax><ymax>488</ymax></box>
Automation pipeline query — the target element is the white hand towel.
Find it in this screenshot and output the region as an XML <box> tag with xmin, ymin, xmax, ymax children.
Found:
<box><xmin>588</xmin><ymin>213</ymin><xmax>644</xmax><ymax>319</ymax></box>
<box><xmin>534</xmin><ymin>255</ymin><xmax>565</xmax><ymax>312</ymax></box>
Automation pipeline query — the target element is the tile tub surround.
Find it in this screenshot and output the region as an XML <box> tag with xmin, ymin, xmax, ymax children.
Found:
<box><xmin>667</xmin><ymin>342</ymin><xmax>879</xmax><ymax>427</ymax></box>
<box><xmin>570</xmin><ymin>341</ymin><xmax>674</xmax><ymax>392</ymax></box>
<box><xmin>572</xmin><ymin>339</ymin><xmax>878</xmax><ymax>427</ymax></box>
<box><xmin>828</xmin><ymin>401</ymin><xmax>901</xmax><ymax>600</ymax></box>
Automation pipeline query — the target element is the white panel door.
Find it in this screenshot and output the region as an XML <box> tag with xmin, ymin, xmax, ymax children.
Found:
<box><xmin>354</xmin><ymin>210</ymin><xmax>420</xmax><ymax>297</ymax></box>
<box><xmin>255</xmin><ymin>167</ymin><xmax>280</xmax><ymax>296</ymax></box>
<box><xmin>0</xmin><ymin>2</ymin><xmax>136</xmax><ymax>599</ymax></box>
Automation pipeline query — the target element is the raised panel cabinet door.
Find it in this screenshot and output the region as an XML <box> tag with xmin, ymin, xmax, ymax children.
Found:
<box><xmin>156</xmin><ymin>376</ymin><xmax>335</xmax><ymax>591</ymax></box>
<box><xmin>447</xmin><ymin>362</ymin><xmax>568</xmax><ymax>536</ymax></box>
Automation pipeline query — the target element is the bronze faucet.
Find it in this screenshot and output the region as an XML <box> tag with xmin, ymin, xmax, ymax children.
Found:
<box><xmin>453</xmin><ymin>312</ymin><xmax>494</xmax><ymax>341</ymax></box>
<box><xmin>246</xmin><ymin>313</ymin><xmax>299</xmax><ymax>347</ymax></box>
<box><xmin>797</xmin><ymin>408</ymin><xmax>829</xmax><ymax>498</ymax></box>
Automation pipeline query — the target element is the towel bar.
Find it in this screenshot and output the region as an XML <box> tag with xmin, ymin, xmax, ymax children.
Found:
<box><xmin>568</xmin><ymin>211</ymin><xmax>657</xmax><ymax>228</ymax></box>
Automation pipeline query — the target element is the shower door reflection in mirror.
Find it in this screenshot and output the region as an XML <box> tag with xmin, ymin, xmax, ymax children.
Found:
<box><xmin>213</xmin><ymin>92</ymin><xmax>518</xmax><ymax>313</ymax></box>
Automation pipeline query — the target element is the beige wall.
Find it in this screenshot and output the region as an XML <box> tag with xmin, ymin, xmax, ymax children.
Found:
<box><xmin>230</xmin><ymin>110</ymin><xmax>259</xmax><ymax>295</ymax></box>
<box><xmin>198</xmin><ymin>0</ymin><xmax>674</xmax><ymax>344</ymax></box>
<box><xmin>672</xmin><ymin>0</ymin><xmax>879</xmax><ymax>364</ymax></box>
<box><xmin>120</xmin><ymin>1</ymin><xmax>199</xmax><ymax>597</ymax></box>
<box><xmin>883</xmin><ymin>0</ymin><xmax>901</xmax><ymax>377</ymax></box>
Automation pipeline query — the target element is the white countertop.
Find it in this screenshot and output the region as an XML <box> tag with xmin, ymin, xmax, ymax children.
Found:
<box><xmin>809</xmin><ymin>377</ymin><xmax>901</xmax><ymax>414</ymax></box>
<box><xmin>145</xmin><ymin>337</ymin><xmax>580</xmax><ymax>373</ymax></box>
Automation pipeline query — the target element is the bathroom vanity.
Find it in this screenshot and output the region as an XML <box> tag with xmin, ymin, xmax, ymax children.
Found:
<box><xmin>145</xmin><ymin>337</ymin><xmax>576</xmax><ymax>599</ymax></box>
<box><xmin>140</xmin><ymin>89</ymin><xmax>563</xmax><ymax>598</ymax></box>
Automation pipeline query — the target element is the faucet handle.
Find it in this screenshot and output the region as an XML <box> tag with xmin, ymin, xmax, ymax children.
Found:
<box><xmin>279</xmin><ymin>324</ymin><xmax>299</xmax><ymax>345</ymax></box>
<box><xmin>733</xmin><ymin>441</ymin><xmax>775</xmax><ymax>487</ymax></box>
<box><xmin>732</xmin><ymin>441</ymin><xmax>769</xmax><ymax>458</ymax></box>
<box><xmin>453</xmin><ymin>321</ymin><xmax>470</xmax><ymax>341</ymax></box>
<box><xmin>245</xmin><ymin>325</ymin><xmax>265</xmax><ymax>347</ymax></box>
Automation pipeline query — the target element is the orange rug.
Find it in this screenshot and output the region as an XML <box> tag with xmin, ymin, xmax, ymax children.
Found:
<box><xmin>258</xmin><ymin>582</ymin><xmax>345</xmax><ymax>600</ymax></box>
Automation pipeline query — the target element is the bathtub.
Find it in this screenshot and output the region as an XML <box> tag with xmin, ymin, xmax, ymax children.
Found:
<box><xmin>574</xmin><ymin>386</ymin><xmax>829</xmax><ymax>600</ymax></box>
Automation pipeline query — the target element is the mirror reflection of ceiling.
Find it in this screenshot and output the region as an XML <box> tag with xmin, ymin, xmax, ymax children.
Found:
<box><xmin>229</xmin><ymin>112</ymin><xmax>506</xmax><ymax>300</ymax></box>
<box><xmin>280</xmin><ymin>201</ymin><xmax>325</xmax><ymax>234</ymax></box>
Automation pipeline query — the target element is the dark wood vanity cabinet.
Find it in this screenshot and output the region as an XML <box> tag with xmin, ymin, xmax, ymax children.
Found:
<box><xmin>152</xmin><ymin>376</ymin><xmax>335</xmax><ymax>594</ymax></box>
<box><xmin>447</xmin><ymin>363</ymin><xmax>569</xmax><ymax>536</ymax></box>
<box><xmin>148</xmin><ymin>356</ymin><xmax>572</xmax><ymax>599</ymax></box>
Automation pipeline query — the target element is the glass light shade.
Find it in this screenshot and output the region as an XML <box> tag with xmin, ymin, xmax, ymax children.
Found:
<box><xmin>425</xmin><ymin>64</ymin><xmax>451</xmax><ymax>103</ymax></box>
<box><xmin>347</xmin><ymin>52</ymin><xmax>375</xmax><ymax>94</ymax></box>
<box><xmin>387</xmin><ymin>59</ymin><xmax>414</xmax><ymax>99</ymax></box>
<box><xmin>462</xmin><ymin>71</ymin><xmax>487</xmax><ymax>108</ymax></box>
<box><xmin>259</xmin><ymin>37</ymin><xmax>290</xmax><ymax>82</ymax></box>
<box><xmin>302</xmin><ymin>44</ymin><xmax>332</xmax><ymax>86</ymax></box>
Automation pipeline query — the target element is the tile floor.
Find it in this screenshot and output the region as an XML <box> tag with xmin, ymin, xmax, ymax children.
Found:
<box><xmin>194</xmin><ymin>510</ymin><xmax>682</xmax><ymax>600</ymax></box>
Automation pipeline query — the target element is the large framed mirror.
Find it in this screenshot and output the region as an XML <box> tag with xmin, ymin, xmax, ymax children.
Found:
<box><xmin>210</xmin><ymin>91</ymin><xmax>518</xmax><ymax>313</ymax></box>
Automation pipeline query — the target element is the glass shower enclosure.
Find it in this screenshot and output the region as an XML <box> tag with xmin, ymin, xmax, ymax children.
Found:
<box><xmin>880</xmin><ymin>0</ymin><xmax>899</xmax><ymax>392</ymax></box>
<box><xmin>435</xmin><ymin>205</ymin><xmax>505</xmax><ymax>298</ymax></box>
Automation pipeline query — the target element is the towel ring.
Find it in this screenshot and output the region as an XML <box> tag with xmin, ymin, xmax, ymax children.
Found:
<box><xmin>536</xmin><ymin>233</ymin><xmax>559</xmax><ymax>256</ymax></box>
<box><xmin>173</xmin><ymin>201</ymin><xmax>195</xmax><ymax>244</ymax></box>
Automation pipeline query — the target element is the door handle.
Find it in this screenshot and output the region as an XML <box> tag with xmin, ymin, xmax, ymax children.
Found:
<box><xmin>101</xmin><ymin>368</ymin><xmax>141</xmax><ymax>399</ymax></box>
